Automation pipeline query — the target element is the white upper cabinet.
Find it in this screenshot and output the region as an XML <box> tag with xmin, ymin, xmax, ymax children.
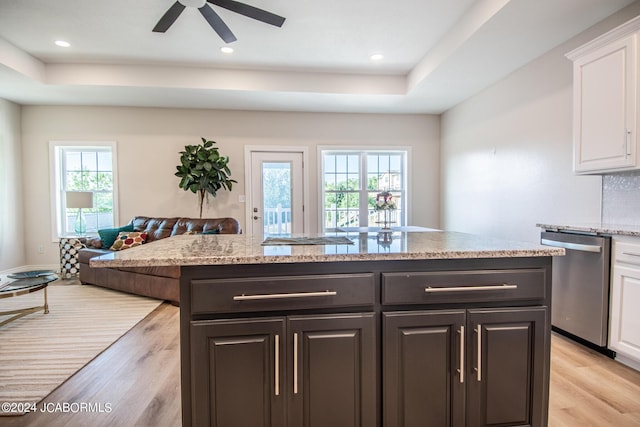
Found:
<box><xmin>567</xmin><ymin>17</ymin><xmax>640</xmax><ymax>174</ymax></box>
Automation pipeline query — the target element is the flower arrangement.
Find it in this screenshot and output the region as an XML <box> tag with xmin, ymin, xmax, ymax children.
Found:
<box><xmin>374</xmin><ymin>191</ymin><xmax>397</xmax><ymax>211</ymax></box>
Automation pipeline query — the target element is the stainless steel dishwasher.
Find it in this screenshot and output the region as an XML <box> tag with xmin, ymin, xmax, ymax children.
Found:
<box><xmin>541</xmin><ymin>231</ymin><xmax>611</xmax><ymax>348</ymax></box>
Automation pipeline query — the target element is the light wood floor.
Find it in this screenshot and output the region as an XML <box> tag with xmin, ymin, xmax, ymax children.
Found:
<box><xmin>4</xmin><ymin>302</ymin><xmax>640</xmax><ymax>426</ymax></box>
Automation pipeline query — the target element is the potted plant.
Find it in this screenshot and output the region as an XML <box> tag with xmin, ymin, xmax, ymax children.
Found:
<box><xmin>175</xmin><ymin>137</ymin><xmax>237</xmax><ymax>218</ymax></box>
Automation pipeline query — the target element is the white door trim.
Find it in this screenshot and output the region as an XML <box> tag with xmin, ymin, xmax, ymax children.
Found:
<box><xmin>244</xmin><ymin>145</ymin><xmax>310</xmax><ymax>235</ymax></box>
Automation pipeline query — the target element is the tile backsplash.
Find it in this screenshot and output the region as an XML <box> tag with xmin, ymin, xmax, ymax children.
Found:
<box><xmin>602</xmin><ymin>171</ymin><xmax>640</xmax><ymax>226</ymax></box>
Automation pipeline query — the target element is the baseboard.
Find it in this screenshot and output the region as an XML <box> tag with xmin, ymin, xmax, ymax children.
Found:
<box><xmin>551</xmin><ymin>326</ymin><xmax>615</xmax><ymax>358</ymax></box>
<box><xmin>615</xmin><ymin>354</ymin><xmax>640</xmax><ymax>372</ymax></box>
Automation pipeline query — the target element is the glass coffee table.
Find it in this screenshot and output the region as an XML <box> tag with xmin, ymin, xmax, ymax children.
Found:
<box><xmin>0</xmin><ymin>273</ymin><xmax>58</xmax><ymax>327</ymax></box>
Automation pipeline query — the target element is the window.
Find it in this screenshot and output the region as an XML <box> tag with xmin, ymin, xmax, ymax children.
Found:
<box><xmin>321</xmin><ymin>149</ymin><xmax>407</xmax><ymax>231</ymax></box>
<box><xmin>50</xmin><ymin>141</ymin><xmax>118</xmax><ymax>238</ymax></box>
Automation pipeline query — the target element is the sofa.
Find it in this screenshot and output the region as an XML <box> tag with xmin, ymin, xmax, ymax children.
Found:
<box><xmin>78</xmin><ymin>216</ymin><xmax>241</xmax><ymax>304</ymax></box>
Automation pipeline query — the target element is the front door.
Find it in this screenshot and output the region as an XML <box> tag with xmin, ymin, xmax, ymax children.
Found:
<box><xmin>249</xmin><ymin>151</ymin><xmax>304</xmax><ymax>236</ymax></box>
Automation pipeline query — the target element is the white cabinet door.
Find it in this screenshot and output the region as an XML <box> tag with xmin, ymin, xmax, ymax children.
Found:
<box><xmin>610</xmin><ymin>238</ymin><xmax>640</xmax><ymax>368</ymax></box>
<box><xmin>610</xmin><ymin>265</ymin><xmax>640</xmax><ymax>361</ymax></box>
<box><xmin>572</xmin><ymin>33</ymin><xmax>637</xmax><ymax>173</ymax></box>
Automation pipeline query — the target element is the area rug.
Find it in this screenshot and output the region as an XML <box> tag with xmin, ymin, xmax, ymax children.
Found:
<box><xmin>0</xmin><ymin>282</ymin><xmax>162</xmax><ymax>416</ymax></box>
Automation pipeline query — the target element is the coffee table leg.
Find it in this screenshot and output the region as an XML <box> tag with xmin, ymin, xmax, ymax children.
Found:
<box><xmin>44</xmin><ymin>287</ymin><xmax>49</xmax><ymax>314</ymax></box>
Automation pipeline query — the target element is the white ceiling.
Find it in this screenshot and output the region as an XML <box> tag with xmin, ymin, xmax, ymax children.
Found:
<box><xmin>0</xmin><ymin>0</ymin><xmax>636</xmax><ymax>114</ymax></box>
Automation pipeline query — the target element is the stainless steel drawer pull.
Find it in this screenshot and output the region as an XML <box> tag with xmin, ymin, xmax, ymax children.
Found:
<box><xmin>424</xmin><ymin>284</ymin><xmax>518</xmax><ymax>293</ymax></box>
<box><xmin>233</xmin><ymin>290</ymin><xmax>337</xmax><ymax>301</ymax></box>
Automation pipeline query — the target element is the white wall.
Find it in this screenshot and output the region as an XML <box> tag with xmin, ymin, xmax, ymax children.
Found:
<box><xmin>20</xmin><ymin>107</ymin><xmax>440</xmax><ymax>266</ymax></box>
<box><xmin>0</xmin><ymin>98</ymin><xmax>25</xmax><ymax>271</ymax></box>
<box><xmin>440</xmin><ymin>3</ymin><xmax>640</xmax><ymax>244</ymax></box>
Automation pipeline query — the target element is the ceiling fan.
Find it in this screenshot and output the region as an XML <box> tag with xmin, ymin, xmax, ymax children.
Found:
<box><xmin>153</xmin><ymin>0</ymin><xmax>286</xmax><ymax>44</ymax></box>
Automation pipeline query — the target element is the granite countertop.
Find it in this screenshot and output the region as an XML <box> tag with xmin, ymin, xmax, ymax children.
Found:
<box><xmin>89</xmin><ymin>230</ymin><xmax>563</xmax><ymax>268</ymax></box>
<box><xmin>537</xmin><ymin>223</ymin><xmax>640</xmax><ymax>237</ymax></box>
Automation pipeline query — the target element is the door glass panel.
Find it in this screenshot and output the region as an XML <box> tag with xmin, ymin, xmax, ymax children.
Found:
<box><xmin>262</xmin><ymin>162</ymin><xmax>292</xmax><ymax>234</ymax></box>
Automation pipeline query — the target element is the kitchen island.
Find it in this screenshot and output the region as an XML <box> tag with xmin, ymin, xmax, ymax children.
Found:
<box><xmin>91</xmin><ymin>230</ymin><xmax>563</xmax><ymax>427</ymax></box>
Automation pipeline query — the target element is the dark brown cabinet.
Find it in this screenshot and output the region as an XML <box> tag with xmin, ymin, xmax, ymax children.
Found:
<box><xmin>191</xmin><ymin>313</ymin><xmax>376</xmax><ymax>427</ymax></box>
<box><xmin>181</xmin><ymin>258</ymin><xmax>552</xmax><ymax>426</ymax></box>
<box><xmin>384</xmin><ymin>307</ymin><xmax>547</xmax><ymax>427</ymax></box>
<box><xmin>384</xmin><ymin>310</ymin><xmax>465</xmax><ymax>427</ymax></box>
<box><xmin>191</xmin><ymin>318</ymin><xmax>286</xmax><ymax>427</ymax></box>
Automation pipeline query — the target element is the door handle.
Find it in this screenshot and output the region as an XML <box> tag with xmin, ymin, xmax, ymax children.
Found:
<box><xmin>293</xmin><ymin>332</ymin><xmax>299</xmax><ymax>394</ymax></box>
<box><xmin>253</xmin><ymin>216</ymin><xmax>261</xmax><ymax>220</ymax></box>
<box><xmin>274</xmin><ymin>334</ymin><xmax>280</xmax><ymax>396</ymax></box>
<box><xmin>475</xmin><ymin>324</ymin><xmax>482</xmax><ymax>382</ymax></box>
<box><xmin>457</xmin><ymin>326</ymin><xmax>465</xmax><ymax>383</ymax></box>
<box><xmin>540</xmin><ymin>238</ymin><xmax>602</xmax><ymax>253</ymax></box>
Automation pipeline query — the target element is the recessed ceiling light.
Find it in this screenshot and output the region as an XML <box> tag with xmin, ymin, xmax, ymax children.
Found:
<box><xmin>221</xmin><ymin>46</ymin><xmax>234</xmax><ymax>54</ymax></box>
<box><xmin>54</xmin><ymin>40</ymin><xmax>71</xmax><ymax>48</ymax></box>
<box><xmin>370</xmin><ymin>53</ymin><xmax>384</xmax><ymax>61</ymax></box>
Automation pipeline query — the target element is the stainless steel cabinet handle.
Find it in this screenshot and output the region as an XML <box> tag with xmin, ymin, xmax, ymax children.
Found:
<box><xmin>274</xmin><ymin>334</ymin><xmax>280</xmax><ymax>396</ymax></box>
<box><xmin>540</xmin><ymin>238</ymin><xmax>602</xmax><ymax>253</ymax></box>
<box><xmin>293</xmin><ymin>332</ymin><xmax>299</xmax><ymax>394</ymax></box>
<box><xmin>424</xmin><ymin>284</ymin><xmax>517</xmax><ymax>293</ymax></box>
<box><xmin>233</xmin><ymin>290</ymin><xmax>337</xmax><ymax>301</ymax></box>
<box><xmin>476</xmin><ymin>324</ymin><xmax>482</xmax><ymax>382</ymax></box>
<box><xmin>457</xmin><ymin>326</ymin><xmax>465</xmax><ymax>384</ymax></box>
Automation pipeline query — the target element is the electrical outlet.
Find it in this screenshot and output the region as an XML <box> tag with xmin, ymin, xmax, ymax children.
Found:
<box><xmin>38</xmin><ymin>245</ymin><xmax>45</xmax><ymax>254</ymax></box>
<box><xmin>238</xmin><ymin>195</ymin><xmax>246</xmax><ymax>203</ymax></box>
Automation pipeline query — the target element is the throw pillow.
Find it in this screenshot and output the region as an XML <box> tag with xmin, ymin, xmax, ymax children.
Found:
<box><xmin>201</xmin><ymin>229</ymin><xmax>220</xmax><ymax>234</ymax></box>
<box><xmin>110</xmin><ymin>231</ymin><xmax>148</xmax><ymax>251</ymax></box>
<box><xmin>98</xmin><ymin>224</ymin><xmax>135</xmax><ymax>248</ymax></box>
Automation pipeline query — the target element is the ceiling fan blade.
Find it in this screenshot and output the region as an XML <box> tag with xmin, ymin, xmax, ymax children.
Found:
<box><xmin>207</xmin><ymin>0</ymin><xmax>286</xmax><ymax>27</ymax></box>
<box><xmin>153</xmin><ymin>1</ymin><xmax>186</xmax><ymax>32</ymax></box>
<box><xmin>199</xmin><ymin>4</ymin><xmax>237</xmax><ymax>43</ymax></box>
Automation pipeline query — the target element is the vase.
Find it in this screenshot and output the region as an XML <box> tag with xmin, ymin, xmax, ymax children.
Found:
<box><xmin>377</xmin><ymin>209</ymin><xmax>396</xmax><ymax>229</ymax></box>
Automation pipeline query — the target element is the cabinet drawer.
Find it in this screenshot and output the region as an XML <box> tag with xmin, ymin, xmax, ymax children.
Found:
<box><xmin>614</xmin><ymin>241</ymin><xmax>640</xmax><ymax>267</ymax></box>
<box><xmin>191</xmin><ymin>273</ymin><xmax>375</xmax><ymax>314</ymax></box>
<box><xmin>382</xmin><ymin>269</ymin><xmax>545</xmax><ymax>306</ymax></box>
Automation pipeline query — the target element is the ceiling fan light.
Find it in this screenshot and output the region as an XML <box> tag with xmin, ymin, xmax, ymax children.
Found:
<box><xmin>55</xmin><ymin>40</ymin><xmax>71</xmax><ymax>48</ymax></box>
<box><xmin>370</xmin><ymin>53</ymin><xmax>384</xmax><ymax>61</ymax></box>
<box><xmin>221</xmin><ymin>46</ymin><xmax>234</xmax><ymax>54</ymax></box>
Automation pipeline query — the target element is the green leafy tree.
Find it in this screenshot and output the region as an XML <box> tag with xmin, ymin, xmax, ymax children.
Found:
<box><xmin>175</xmin><ymin>137</ymin><xmax>237</xmax><ymax>218</ymax></box>
<box><xmin>263</xmin><ymin>167</ymin><xmax>291</xmax><ymax>208</ymax></box>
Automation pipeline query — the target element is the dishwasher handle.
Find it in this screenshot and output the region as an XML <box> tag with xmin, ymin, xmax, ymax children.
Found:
<box><xmin>540</xmin><ymin>238</ymin><xmax>602</xmax><ymax>253</ymax></box>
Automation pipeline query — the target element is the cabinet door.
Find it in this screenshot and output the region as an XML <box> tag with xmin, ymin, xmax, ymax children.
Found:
<box><xmin>383</xmin><ymin>310</ymin><xmax>466</xmax><ymax>427</ymax></box>
<box><xmin>573</xmin><ymin>34</ymin><xmax>637</xmax><ymax>173</ymax></box>
<box><xmin>610</xmin><ymin>264</ymin><xmax>640</xmax><ymax>362</ymax></box>
<box><xmin>191</xmin><ymin>317</ymin><xmax>286</xmax><ymax>427</ymax></box>
<box><xmin>288</xmin><ymin>313</ymin><xmax>376</xmax><ymax>427</ymax></box>
<box><xmin>466</xmin><ymin>307</ymin><xmax>548</xmax><ymax>427</ymax></box>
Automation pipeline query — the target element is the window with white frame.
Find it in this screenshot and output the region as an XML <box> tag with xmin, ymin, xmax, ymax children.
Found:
<box><xmin>321</xmin><ymin>149</ymin><xmax>407</xmax><ymax>231</ymax></box>
<box><xmin>50</xmin><ymin>141</ymin><xmax>118</xmax><ymax>237</ymax></box>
